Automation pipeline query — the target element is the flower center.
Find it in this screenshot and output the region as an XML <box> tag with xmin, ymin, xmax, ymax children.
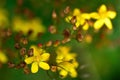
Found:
<box><xmin>100</xmin><ymin>12</ymin><xmax>107</xmax><ymax>18</ymax></box>
<box><xmin>34</xmin><ymin>55</ymin><xmax>41</xmax><ymax>62</ymax></box>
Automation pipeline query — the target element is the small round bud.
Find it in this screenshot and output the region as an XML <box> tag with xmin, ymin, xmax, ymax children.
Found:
<box><xmin>48</xmin><ymin>25</ymin><xmax>57</xmax><ymax>34</ymax></box>
<box><xmin>63</xmin><ymin>29</ymin><xmax>71</xmax><ymax>38</ymax></box>
<box><xmin>52</xmin><ymin>10</ymin><xmax>57</xmax><ymax>19</ymax></box>
<box><xmin>73</xmin><ymin>25</ymin><xmax>77</xmax><ymax>30</ymax></box>
<box><xmin>19</xmin><ymin>61</ymin><xmax>26</xmax><ymax>68</ymax></box>
<box><xmin>14</xmin><ymin>43</ymin><xmax>21</xmax><ymax>49</ymax></box>
<box><xmin>28</xmin><ymin>48</ymin><xmax>33</xmax><ymax>57</ymax></box>
<box><xmin>46</xmin><ymin>41</ymin><xmax>52</xmax><ymax>47</ymax></box>
<box><xmin>24</xmin><ymin>66</ymin><xmax>30</xmax><ymax>74</ymax></box>
<box><xmin>62</xmin><ymin>38</ymin><xmax>71</xmax><ymax>44</ymax></box>
<box><xmin>38</xmin><ymin>43</ymin><xmax>43</xmax><ymax>48</ymax></box>
<box><xmin>76</xmin><ymin>31</ymin><xmax>83</xmax><ymax>42</ymax></box>
<box><xmin>20</xmin><ymin>38</ymin><xmax>28</xmax><ymax>45</ymax></box>
<box><xmin>64</xmin><ymin>6</ymin><xmax>70</xmax><ymax>14</ymax></box>
<box><xmin>53</xmin><ymin>40</ymin><xmax>60</xmax><ymax>47</ymax></box>
<box><xmin>51</xmin><ymin>66</ymin><xmax>57</xmax><ymax>72</ymax></box>
<box><xmin>8</xmin><ymin>62</ymin><xmax>15</xmax><ymax>68</ymax></box>
<box><xmin>20</xmin><ymin>48</ymin><xmax>26</xmax><ymax>56</ymax></box>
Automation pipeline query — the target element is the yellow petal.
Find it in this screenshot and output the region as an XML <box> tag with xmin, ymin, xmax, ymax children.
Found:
<box><xmin>56</xmin><ymin>54</ymin><xmax>64</xmax><ymax>60</ymax></box>
<box><xmin>81</xmin><ymin>13</ymin><xmax>90</xmax><ymax>19</ymax></box>
<box><xmin>75</xmin><ymin>21</ymin><xmax>81</xmax><ymax>27</ymax></box>
<box><xmin>24</xmin><ymin>57</ymin><xmax>34</xmax><ymax>64</ymax></box>
<box><xmin>40</xmin><ymin>53</ymin><xmax>50</xmax><ymax>61</ymax></box>
<box><xmin>80</xmin><ymin>19</ymin><xmax>85</xmax><ymax>25</ymax></box>
<box><xmin>0</xmin><ymin>52</ymin><xmax>8</xmax><ymax>63</ymax></box>
<box><xmin>31</xmin><ymin>46</ymin><xmax>44</xmax><ymax>56</ymax></box>
<box><xmin>39</xmin><ymin>62</ymin><xmax>50</xmax><ymax>70</ymax></box>
<box><xmin>69</xmin><ymin>69</ymin><xmax>77</xmax><ymax>78</ymax></box>
<box><xmin>31</xmin><ymin>62</ymin><xmax>38</xmax><ymax>73</ymax></box>
<box><xmin>104</xmin><ymin>18</ymin><xmax>112</xmax><ymax>29</ymax></box>
<box><xmin>82</xmin><ymin>23</ymin><xmax>89</xmax><ymax>30</ymax></box>
<box><xmin>94</xmin><ymin>19</ymin><xmax>104</xmax><ymax>30</ymax></box>
<box><xmin>73</xmin><ymin>8</ymin><xmax>81</xmax><ymax>16</ymax></box>
<box><xmin>56</xmin><ymin>46</ymin><xmax>70</xmax><ymax>55</ymax></box>
<box><xmin>64</xmin><ymin>54</ymin><xmax>76</xmax><ymax>61</ymax></box>
<box><xmin>107</xmin><ymin>11</ymin><xmax>116</xmax><ymax>19</ymax></box>
<box><xmin>65</xmin><ymin>16</ymin><xmax>72</xmax><ymax>22</ymax></box>
<box><xmin>99</xmin><ymin>4</ymin><xmax>107</xmax><ymax>13</ymax></box>
<box><xmin>30</xmin><ymin>46</ymin><xmax>39</xmax><ymax>56</ymax></box>
<box><xmin>59</xmin><ymin>69</ymin><xmax>68</xmax><ymax>78</ymax></box>
<box><xmin>90</xmin><ymin>12</ymin><xmax>100</xmax><ymax>19</ymax></box>
<box><xmin>56</xmin><ymin>59</ymin><xmax>63</xmax><ymax>63</ymax></box>
<box><xmin>59</xmin><ymin>62</ymin><xmax>73</xmax><ymax>70</ymax></box>
<box><xmin>72</xmin><ymin>60</ymin><xmax>79</xmax><ymax>68</ymax></box>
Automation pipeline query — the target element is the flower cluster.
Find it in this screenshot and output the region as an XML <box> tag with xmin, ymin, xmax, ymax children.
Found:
<box><xmin>12</xmin><ymin>17</ymin><xmax>45</xmax><ymax>40</ymax></box>
<box><xmin>65</xmin><ymin>4</ymin><xmax>116</xmax><ymax>30</ymax></box>
<box><xmin>56</xmin><ymin>46</ymin><xmax>78</xmax><ymax>78</ymax></box>
<box><xmin>0</xmin><ymin>9</ymin><xmax>45</xmax><ymax>40</ymax></box>
<box><xmin>23</xmin><ymin>45</ymin><xmax>79</xmax><ymax>79</ymax></box>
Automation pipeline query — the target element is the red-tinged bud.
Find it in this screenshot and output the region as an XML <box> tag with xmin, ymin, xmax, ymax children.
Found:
<box><xmin>38</xmin><ymin>43</ymin><xmax>43</xmax><ymax>48</ymax></box>
<box><xmin>53</xmin><ymin>40</ymin><xmax>60</xmax><ymax>47</ymax></box>
<box><xmin>51</xmin><ymin>66</ymin><xmax>57</xmax><ymax>72</ymax></box>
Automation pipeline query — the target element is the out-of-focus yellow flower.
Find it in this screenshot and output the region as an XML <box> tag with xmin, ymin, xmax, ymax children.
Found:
<box><xmin>0</xmin><ymin>9</ymin><xmax>8</xmax><ymax>27</ymax></box>
<box><xmin>56</xmin><ymin>46</ymin><xmax>78</xmax><ymax>78</ymax></box>
<box><xmin>0</xmin><ymin>51</ymin><xmax>8</xmax><ymax>63</ymax></box>
<box><xmin>24</xmin><ymin>45</ymin><xmax>50</xmax><ymax>73</ymax></box>
<box><xmin>85</xmin><ymin>34</ymin><xmax>92</xmax><ymax>43</ymax></box>
<box><xmin>12</xmin><ymin>17</ymin><xmax>45</xmax><ymax>40</ymax></box>
<box><xmin>65</xmin><ymin>8</ymin><xmax>90</xmax><ymax>30</ymax></box>
<box><xmin>90</xmin><ymin>4</ymin><xmax>116</xmax><ymax>30</ymax></box>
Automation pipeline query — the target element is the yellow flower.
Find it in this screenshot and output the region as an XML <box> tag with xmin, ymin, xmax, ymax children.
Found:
<box><xmin>12</xmin><ymin>17</ymin><xmax>45</xmax><ymax>40</ymax></box>
<box><xmin>65</xmin><ymin>8</ymin><xmax>90</xmax><ymax>30</ymax></box>
<box><xmin>0</xmin><ymin>9</ymin><xmax>8</xmax><ymax>27</ymax></box>
<box><xmin>24</xmin><ymin>45</ymin><xmax>50</xmax><ymax>73</ymax></box>
<box><xmin>0</xmin><ymin>51</ymin><xmax>8</xmax><ymax>63</ymax></box>
<box><xmin>90</xmin><ymin>4</ymin><xmax>116</xmax><ymax>30</ymax></box>
<box><xmin>56</xmin><ymin>46</ymin><xmax>79</xmax><ymax>78</ymax></box>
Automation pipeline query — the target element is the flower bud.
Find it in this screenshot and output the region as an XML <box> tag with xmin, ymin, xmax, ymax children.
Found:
<box><xmin>52</xmin><ymin>10</ymin><xmax>57</xmax><ymax>19</ymax></box>
<box><xmin>64</xmin><ymin>6</ymin><xmax>70</xmax><ymax>14</ymax></box>
<box><xmin>48</xmin><ymin>25</ymin><xmax>57</xmax><ymax>34</ymax></box>
<box><xmin>27</xmin><ymin>48</ymin><xmax>33</xmax><ymax>57</ymax></box>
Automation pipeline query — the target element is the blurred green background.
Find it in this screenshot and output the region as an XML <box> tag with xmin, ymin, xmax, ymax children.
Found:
<box><xmin>0</xmin><ymin>0</ymin><xmax>120</xmax><ymax>80</ymax></box>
